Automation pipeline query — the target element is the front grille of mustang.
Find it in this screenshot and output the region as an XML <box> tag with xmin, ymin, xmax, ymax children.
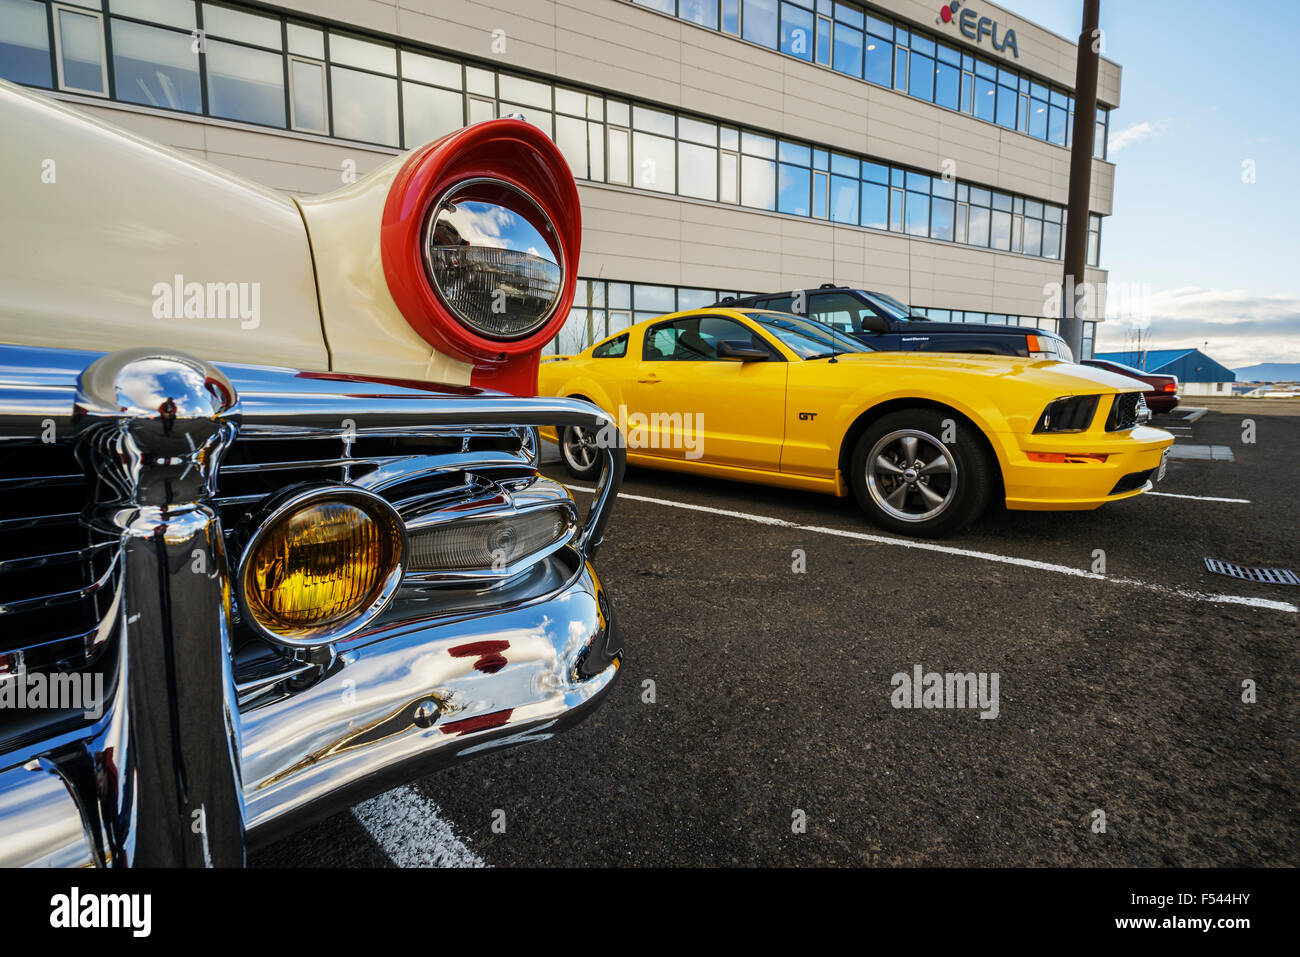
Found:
<box><xmin>0</xmin><ymin>429</ymin><xmax>529</xmax><ymax>687</ymax></box>
<box><xmin>1106</xmin><ymin>393</ymin><xmax>1141</xmax><ymax>431</ymax></box>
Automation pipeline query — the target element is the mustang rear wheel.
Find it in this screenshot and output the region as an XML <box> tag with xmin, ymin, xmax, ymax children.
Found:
<box><xmin>559</xmin><ymin>423</ymin><xmax>602</xmax><ymax>480</ymax></box>
<box><xmin>850</xmin><ymin>409</ymin><xmax>993</xmax><ymax>537</ymax></box>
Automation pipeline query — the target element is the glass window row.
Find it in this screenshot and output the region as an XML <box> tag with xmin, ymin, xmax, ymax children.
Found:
<box><xmin>629</xmin><ymin>0</ymin><xmax>1110</xmax><ymax>159</ymax></box>
<box><xmin>0</xmin><ymin>0</ymin><xmax>1101</xmax><ymax>267</ymax></box>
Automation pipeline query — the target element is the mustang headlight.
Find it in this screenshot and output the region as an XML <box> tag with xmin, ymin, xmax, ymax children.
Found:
<box><xmin>1033</xmin><ymin>395</ymin><xmax>1100</xmax><ymax>433</ymax></box>
<box><xmin>423</xmin><ymin>178</ymin><xmax>564</xmax><ymax>340</ymax></box>
<box><xmin>239</xmin><ymin>487</ymin><xmax>406</xmax><ymax>645</ymax></box>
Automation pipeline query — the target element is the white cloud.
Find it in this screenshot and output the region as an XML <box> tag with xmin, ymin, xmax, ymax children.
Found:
<box><xmin>1107</xmin><ymin>120</ymin><xmax>1167</xmax><ymax>154</ymax></box>
<box><xmin>1097</xmin><ymin>287</ymin><xmax>1300</xmax><ymax>367</ymax></box>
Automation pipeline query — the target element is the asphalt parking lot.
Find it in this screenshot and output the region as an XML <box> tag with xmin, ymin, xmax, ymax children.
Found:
<box><xmin>255</xmin><ymin>398</ymin><xmax>1298</xmax><ymax>867</ymax></box>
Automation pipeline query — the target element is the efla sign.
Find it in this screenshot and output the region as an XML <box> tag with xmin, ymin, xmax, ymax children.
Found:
<box><xmin>938</xmin><ymin>1</ymin><xmax>1019</xmax><ymax>58</ymax></box>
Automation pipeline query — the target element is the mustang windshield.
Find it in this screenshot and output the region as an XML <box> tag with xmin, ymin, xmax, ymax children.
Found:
<box><xmin>745</xmin><ymin>312</ymin><xmax>873</xmax><ymax>359</ymax></box>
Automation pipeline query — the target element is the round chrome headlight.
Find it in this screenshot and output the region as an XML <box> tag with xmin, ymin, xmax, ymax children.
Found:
<box><xmin>422</xmin><ymin>178</ymin><xmax>564</xmax><ymax>340</ymax></box>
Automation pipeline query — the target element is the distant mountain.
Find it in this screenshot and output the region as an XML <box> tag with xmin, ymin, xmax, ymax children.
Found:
<box><xmin>1233</xmin><ymin>363</ymin><xmax>1300</xmax><ymax>382</ymax></box>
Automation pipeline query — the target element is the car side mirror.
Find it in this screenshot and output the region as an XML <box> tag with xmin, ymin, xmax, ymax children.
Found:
<box><xmin>860</xmin><ymin>315</ymin><xmax>890</xmax><ymax>334</ymax></box>
<box><xmin>717</xmin><ymin>340</ymin><xmax>770</xmax><ymax>362</ymax></box>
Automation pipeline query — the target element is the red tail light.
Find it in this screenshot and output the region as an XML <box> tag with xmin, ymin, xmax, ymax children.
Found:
<box><xmin>380</xmin><ymin>119</ymin><xmax>581</xmax><ymax>396</ymax></box>
<box><xmin>1162</xmin><ymin>382</ymin><xmax>1177</xmax><ymax>393</ymax></box>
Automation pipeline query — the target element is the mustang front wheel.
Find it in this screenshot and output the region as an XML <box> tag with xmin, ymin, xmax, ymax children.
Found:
<box><xmin>850</xmin><ymin>409</ymin><xmax>993</xmax><ymax>537</ymax></box>
<box><xmin>560</xmin><ymin>423</ymin><xmax>603</xmax><ymax>480</ymax></box>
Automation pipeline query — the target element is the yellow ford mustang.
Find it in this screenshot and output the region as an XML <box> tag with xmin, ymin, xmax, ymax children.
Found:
<box><xmin>540</xmin><ymin>308</ymin><xmax>1174</xmax><ymax>536</ymax></box>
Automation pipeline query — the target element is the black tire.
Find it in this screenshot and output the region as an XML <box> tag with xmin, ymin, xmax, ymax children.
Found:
<box><xmin>849</xmin><ymin>408</ymin><xmax>994</xmax><ymax>537</ymax></box>
<box><xmin>559</xmin><ymin>423</ymin><xmax>602</xmax><ymax>481</ymax></box>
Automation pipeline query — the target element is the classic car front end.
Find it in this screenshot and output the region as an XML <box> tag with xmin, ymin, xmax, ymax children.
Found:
<box><xmin>0</xmin><ymin>345</ymin><xmax>623</xmax><ymax>867</ymax></box>
<box><xmin>0</xmin><ymin>81</ymin><xmax>625</xmax><ymax>866</ymax></box>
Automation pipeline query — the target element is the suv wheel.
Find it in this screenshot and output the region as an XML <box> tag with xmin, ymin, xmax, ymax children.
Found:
<box><xmin>849</xmin><ymin>409</ymin><xmax>993</xmax><ymax>537</ymax></box>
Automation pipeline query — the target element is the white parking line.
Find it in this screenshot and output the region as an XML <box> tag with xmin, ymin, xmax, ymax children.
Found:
<box><xmin>1148</xmin><ymin>491</ymin><xmax>1251</xmax><ymax>504</ymax></box>
<box><xmin>572</xmin><ymin>486</ymin><xmax>1295</xmax><ymax>613</ymax></box>
<box><xmin>352</xmin><ymin>785</ymin><xmax>486</xmax><ymax>868</ymax></box>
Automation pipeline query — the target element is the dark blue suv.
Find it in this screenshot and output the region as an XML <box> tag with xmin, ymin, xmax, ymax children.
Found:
<box><xmin>716</xmin><ymin>285</ymin><xmax>1073</xmax><ymax>361</ymax></box>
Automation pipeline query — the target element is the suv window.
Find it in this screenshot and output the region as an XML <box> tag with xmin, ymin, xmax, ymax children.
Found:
<box><xmin>592</xmin><ymin>334</ymin><xmax>628</xmax><ymax>358</ymax></box>
<box><xmin>643</xmin><ymin>315</ymin><xmax>770</xmax><ymax>361</ymax></box>
<box><xmin>808</xmin><ymin>292</ymin><xmax>878</xmax><ymax>333</ymax></box>
<box><xmin>756</xmin><ymin>295</ymin><xmax>797</xmax><ymax>313</ymax></box>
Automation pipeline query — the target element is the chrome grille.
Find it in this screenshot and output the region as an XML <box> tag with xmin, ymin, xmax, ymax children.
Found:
<box><xmin>0</xmin><ymin>441</ymin><xmax>116</xmax><ymax>677</ymax></box>
<box><xmin>1106</xmin><ymin>392</ymin><xmax>1141</xmax><ymax>431</ymax></box>
<box><xmin>0</xmin><ymin>426</ymin><xmax>533</xmax><ymax>682</ymax></box>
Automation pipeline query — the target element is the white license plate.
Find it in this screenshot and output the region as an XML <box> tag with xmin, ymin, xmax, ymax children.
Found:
<box><xmin>1156</xmin><ymin>449</ymin><xmax>1169</xmax><ymax>482</ymax></box>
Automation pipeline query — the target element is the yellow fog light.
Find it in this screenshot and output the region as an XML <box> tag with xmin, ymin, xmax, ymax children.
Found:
<box><xmin>238</xmin><ymin>487</ymin><xmax>406</xmax><ymax>646</ymax></box>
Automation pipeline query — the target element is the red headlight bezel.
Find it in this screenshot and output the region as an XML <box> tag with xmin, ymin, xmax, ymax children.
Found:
<box><xmin>380</xmin><ymin>118</ymin><xmax>581</xmax><ymax>372</ymax></box>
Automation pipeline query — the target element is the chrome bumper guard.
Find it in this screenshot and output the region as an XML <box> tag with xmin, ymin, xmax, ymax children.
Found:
<box><xmin>0</xmin><ymin>347</ymin><xmax>624</xmax><ymax>867</ymax></box>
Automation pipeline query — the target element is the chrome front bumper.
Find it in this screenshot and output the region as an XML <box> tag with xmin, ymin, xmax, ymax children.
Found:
<box><xmin>0</xmin><ymin>345</ymin><xmax>624</xmax><ymax>867</ymax></box>
<box><xmin>0</xmin><ymin>554</ymin><xmax>618</xmax><ymax>867</ymax></box>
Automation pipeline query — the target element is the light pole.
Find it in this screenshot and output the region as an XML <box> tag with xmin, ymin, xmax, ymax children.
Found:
<box><xmin>1061</xmin><ymin>0</ymin><xmax>1101</xmax><ymax>359</ymax></box>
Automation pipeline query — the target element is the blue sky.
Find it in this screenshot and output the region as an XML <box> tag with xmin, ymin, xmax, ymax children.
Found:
<box><xmin>999</xmin><ymin>0</ymin><xmax>1299</xmax><ymax>367</ymax></box>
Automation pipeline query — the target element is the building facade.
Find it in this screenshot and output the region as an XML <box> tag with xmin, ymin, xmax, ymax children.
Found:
<box><xmin>0</xmin><ymin>0</ymin><xmax>1119</xmax><ymax>358</ymax></box>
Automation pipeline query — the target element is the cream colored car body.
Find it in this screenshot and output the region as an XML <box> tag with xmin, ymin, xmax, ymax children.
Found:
<box><xmin>0</xmin><ymin>79</ymin><xmax>470</xmax><ymax>384</ymax></box>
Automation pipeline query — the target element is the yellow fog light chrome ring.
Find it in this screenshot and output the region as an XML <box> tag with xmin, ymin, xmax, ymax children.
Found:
<box><xmin>237</xmin><ymin>486</ymin><xmax>407</xmax><ymax>647</ymax></box>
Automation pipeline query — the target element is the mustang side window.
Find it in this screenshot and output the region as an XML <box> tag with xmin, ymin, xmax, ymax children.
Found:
<box><xmin>642</xmin><ymin>316</ymin><xmax>761</xmax><ymax>361</ymax></box>
<box><xmin>592</xmin><ymin>334</ymin><xmax>628</xmax><ymax>358</ymax></box>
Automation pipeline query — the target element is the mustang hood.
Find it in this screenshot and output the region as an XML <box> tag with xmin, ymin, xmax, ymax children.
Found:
<box><xmin>835</xmin><ymin>351</ymin><xmax>1145</xmax><ymax>394</ymax></box>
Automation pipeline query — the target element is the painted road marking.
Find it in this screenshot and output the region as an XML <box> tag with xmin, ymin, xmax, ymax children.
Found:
<box><xmin>570</xmin><ymin>486</ymin><xmax>1294</xmax><ymax>613</ymax></box>
<box><xmin>1148</xmin><ymin>491</ymin><xmax>1251</xmax><ymax>504</ymax></box>
<box><xmin>352</xmin><ymin>785</ymin><xmax>485</xmax><ymax>868</ymax></box>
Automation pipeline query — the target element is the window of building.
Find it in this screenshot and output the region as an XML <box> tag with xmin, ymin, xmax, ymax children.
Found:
<box><xmin>205</xmin><ymin>28</ymin><xmax>285</xmax><ymax>128</ymax></box>
<box><xmin>110</xmin><ymin>16</ymin><xmax>200</xmax><ymax>112</ymax></box>
<box><xmin>620</xmin><ymin>1</ymin><xmax>1110</xmax><ymax>154</ymax></box>
<box><xmin>0</xmin><ymin>0</ymin><xmax>53</xmax><ymax>87</ymax></box>
<box><xmin>53</xmin><ymin>3</ymin><xmax>107</xmax><ymax>95</ymax></box>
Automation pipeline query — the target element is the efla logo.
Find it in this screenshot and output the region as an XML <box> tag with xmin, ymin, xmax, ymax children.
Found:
<box><xmin>937</xmin><ymin>2</ymin><xmax>1019</xmax><ymax>59</ymax></box>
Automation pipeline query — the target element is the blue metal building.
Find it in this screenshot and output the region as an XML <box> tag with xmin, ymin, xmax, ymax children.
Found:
<box><xmin>1094</xmin><ymin>348</ymin><xmax>1236</xmax><ymax>396</ymax></box>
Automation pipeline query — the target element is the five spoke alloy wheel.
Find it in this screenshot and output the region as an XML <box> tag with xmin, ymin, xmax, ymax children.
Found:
<box><xmin>850</xmin><ymin>408</ymin><xmax>993</xmax><ymax>537</ymax></box>
<box><xmin>866</xmin><ymin>429</ymin><xmax>958</xmax><ymax>523</ymax></box>
<box><xmin>560</xmin><ymin>423</ymin><xmax>602</xmax><ymax>480</ymax></box>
